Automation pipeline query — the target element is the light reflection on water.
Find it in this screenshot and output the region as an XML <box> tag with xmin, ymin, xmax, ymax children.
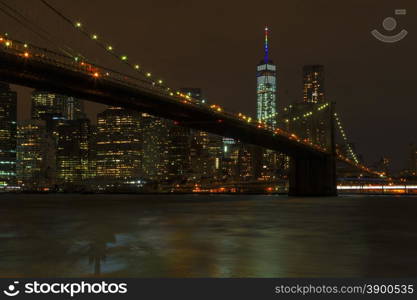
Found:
<box><xmin>0</xmin><ymin>194</ymin><xmax>416</xmax><ymax>278</ymax></box>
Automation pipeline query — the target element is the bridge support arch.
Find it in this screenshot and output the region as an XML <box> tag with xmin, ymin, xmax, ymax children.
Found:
<box><xmin>288</xmin><ymin>154</ymin><xmax>337</xmax><ymax>197</ymax></box>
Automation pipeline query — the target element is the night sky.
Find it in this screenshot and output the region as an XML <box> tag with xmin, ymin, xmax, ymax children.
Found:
<box><xmin>1</xmin><ymin>0</ymin><xmax>416</xmax><ymax>170</ymax></box>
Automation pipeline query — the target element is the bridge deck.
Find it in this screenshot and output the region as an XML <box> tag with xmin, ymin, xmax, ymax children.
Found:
<box><xmin>0</xmin><ymin>47</ymin><xmax>328</xmax><ymax>159</ymax></box>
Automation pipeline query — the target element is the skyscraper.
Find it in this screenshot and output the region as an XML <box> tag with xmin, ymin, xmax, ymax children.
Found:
<box><xmin>303</xmin><ymin>65</ymin><xmax>325</xmax><ymax>104</ymax></box>
<box><xmin>178</xmin><ymin>88</ymin><xmax>222</xmax><ymax>183</ymax></box>
<box><xmin>255</xmin><ymin>27</ymin><xmax>281</xmax><ymax>181</ymax></box>
<box><xmin>256</xmin><ymin>26</ymin><xmax>277</xmax><ymax>128</ymax></box>
<box><xmin>17</xmin><ymin>120</ymin><xmax>55</xmax><ymax>190</ymax></box>
<box><xmin>141</xmin><ymin>114</ymin><xmax>170</xmax><ymax>182</ymax></box>
<box><xmin>95</xmin><ymin>107</ymin><xmax>143</xmax><ymax>189</ymax></box>
<box><xmin>0</xmin><ymin>83</ymin><xmax>17</xmax><ymax>189</ymax></box>
<box><xmin>56</xmin><ymin>119</ymin><xmax>91</xmax><ymax>189</ymax></box>
<box><xmin>167</xmin><ymin>125</ymin><xmax>192</xmax><ymax>181</ymax></box>
<box><xmin>31</xmin><ymin>90</ymin><xmax>85</xmax><ymax>122</ymax></box>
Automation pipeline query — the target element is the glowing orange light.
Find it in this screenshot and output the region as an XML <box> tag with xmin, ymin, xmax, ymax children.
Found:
<box><xmin>23</xmin><ymin>52</ymin><xmax>29</xmax><ymax>58</ymax></box>
<box><xmin>93</xmin><ymin>72</ymin><xmax>100</xmax><ymax>78</ymax></box>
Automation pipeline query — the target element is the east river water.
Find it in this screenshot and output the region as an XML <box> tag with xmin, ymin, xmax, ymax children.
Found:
<box><xmin>0</xmin><ymin>194</ymin><xmax>416</xmax><ymax>277</ymax></box>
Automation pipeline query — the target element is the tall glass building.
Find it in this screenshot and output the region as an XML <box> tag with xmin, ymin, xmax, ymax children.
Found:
<box><xmin>17</xmin><ymin>120</ymin><xmax>55</xmax><ymax>190</ymax></box>
<box><xmin>256</xmin><ymin>27</ymin><xmax>277</xmax><ymax>128</ymax></box>
<box><xmin>56</xmin><ymin>118</ymin><xmax>91</xmax><ymax>189</ymax></box>
<box><xmin>31</xmin><ymin>90</ymin><xmax>85</xmax><ymax>122</ymax></box>
<box><xmin>0</xmin><ymin>83</ymin><xmax>17</xmax><ymax>189</ymax></box>
<box><xmin>95</xmin><ymin>107</ymin><xmax>143</xmax><ymax>189</ymax></box>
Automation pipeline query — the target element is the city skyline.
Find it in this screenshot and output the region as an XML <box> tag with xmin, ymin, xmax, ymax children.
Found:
<box><xmin>1</xmin><ymin>0</ymin><xmax>417</xmax><ymax>285</ymax></box>
<box><xmin>4</xmin><ymin>0</ymin><xmax>417</xmax><ymax>171</ymax></box>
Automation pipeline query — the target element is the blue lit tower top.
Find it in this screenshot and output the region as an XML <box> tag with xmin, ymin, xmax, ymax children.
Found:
<box><xmin>257</xmin><ymin>26</ymin><xmax>277</xmax><ymax>129</ymax></box>
<box><xmin>264</xmin><ymin>26</ymin><xmax>269</xmax><ymax>63</ymax></box>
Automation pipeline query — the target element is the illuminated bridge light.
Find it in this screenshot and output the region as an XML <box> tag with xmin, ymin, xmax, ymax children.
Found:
<box><xmin>92</xmin><ymin>34</ymin><xmax>98</xmax><ymax>40</ymax></box>
<box><xmin>107</xmin><ymin>45</ymin><xmax>113</xmax><ymax>51</ymax></box>
<box><xmin>146</xmin><ymin>73</ymin><xmax>152</xmax><ymax>77</ymax></box>
<box><xmin>75</xmin><ymin>22</ymin><xmax>82</xmax><ymax>28</ymax></box>
<box><xmin>23</xmin><ymin>52</ymin><xmax>29</xmax><ymax>58</ymax></box>
<box><xmin>93</xmin><ymin>72</ymin><xmax>100</xmax><ymax>78</ymax></box>
<box><xmin>134</xmin><ymin>64</ymin><xmax>140</xmax><ymax>70</ymax></box>
<box><xmin>121</xmin><ymin>55</ymin><xmax>128</xmax><ymax>61</ymax></box>
<box><xmin>158</xmin><ymin>80</ymin><xmax>163</xmax><ymax>84</ymax></box>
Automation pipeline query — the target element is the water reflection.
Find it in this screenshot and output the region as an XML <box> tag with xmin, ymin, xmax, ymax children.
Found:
<box><xmin>0</xmin><ymin>194</ymin><xmax>417</xmax><ymax>277</ymax></box>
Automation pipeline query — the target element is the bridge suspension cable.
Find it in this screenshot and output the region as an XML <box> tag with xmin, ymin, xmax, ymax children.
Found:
<box><xmin>334</xmin><ymin>112</ymin><xmax>360</xmax><ymax>164</ymax></box>
<box><xmin>39</xmin><ymin>0</ymin><xmax>171</xmax><ymax>93</ymax></box>
<box><xmin>0</xmin><ymin>0</ymin><xmax>82</xmax><ymax>59</ymax></box>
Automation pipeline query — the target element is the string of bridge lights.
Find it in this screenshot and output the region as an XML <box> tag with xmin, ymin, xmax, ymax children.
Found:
<box><xmin>282</xmin><ymin>102</ymin><xmax>330</xmax><ymax>123</ymax></box>
<box><xmin>334</xmin><ymin>112</ymin><xmax>360</xmax><ymax>164</ymax></box>
<box><xmin>39</xmin><ymin>0</ymin><xmax>180</xmax><ymax>94</ymax></box>
<box><xmin>72</xmin><ymin>21</ymin><xmax>169</xmax><ymax>89</ymax></box>
<box><xmin>258</xmin><ymin>102</ymin><xmax>330</xmax><ymax>123</ymax></box>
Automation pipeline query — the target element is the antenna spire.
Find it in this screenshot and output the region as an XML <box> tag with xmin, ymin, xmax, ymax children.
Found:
<box><xmin>264</xmin><ymin>26</ymin><xmax>269</xmax><ymax>63</ymax></box>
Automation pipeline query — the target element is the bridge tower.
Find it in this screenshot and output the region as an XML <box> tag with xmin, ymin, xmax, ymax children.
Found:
<box><xmin>288</xmin><ymin>102</ymin><xmax>337</xmax><ymax>196</ymax></box>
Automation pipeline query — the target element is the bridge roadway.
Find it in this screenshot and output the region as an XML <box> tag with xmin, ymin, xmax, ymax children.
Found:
<box><xmin>0</xmin><ymin>40</ymin><xmax>336</xmax><ymax>195</ymax></box>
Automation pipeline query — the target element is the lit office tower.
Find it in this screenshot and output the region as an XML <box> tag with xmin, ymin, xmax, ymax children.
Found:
<box><xmin>167</xmin><ymin>124</ymin><xmax>192</xmax><ymax>180</ymax></box>
<box><xmin>95</xmin><ymin>107</ymin><xmax>143</xmax><ymax>188</ymax></box>
<box><xmin>141</xmin><ymin>114</ymin><xmax>170</xmax><ymax>182</ymax></box>
<box><xmin>0</xmin><ymin>83</ymin><xmax>17</xmax><ymax>189</ymax></box>
<box><xmin>17</xmin><ymin>120</ymin><xmax>55</xmax><ymax>190</ymax></box>
<box><xmin>56</xmin><ymin>119</ymin><xmax>90</xmax><ymax>189</ymax></box>
<box><xmin>31</xmin><ymin>90</ymin><xmax>85</xmax><ymax>122</ymax></box>
<box><xmin>303</xmin><ymin>65</ymin><xmax>325</xmax><ymax>104</ymax></box>
<box><xmin>256</xmin><ymin>26</ymin><xmax>277</xmax><ymax>128</ymax></box>
<box><xmin>179</xmin><ymin>88</ymin><xmax>222</xmax><ymax>181</ymax></box>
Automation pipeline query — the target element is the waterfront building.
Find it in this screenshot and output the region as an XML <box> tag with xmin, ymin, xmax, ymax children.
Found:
<box><xmin>221</xmin><ymin>138</ymin><xmax>259</xmax><ymax>182</ymax></box>
<box><xmin>141</xmin><ymin>114</ymin><xmax>170</xmax><ymax>182</ymax></box>
<box><xmin>167</xmin><ymin>125</ymin><xmax>192</xmax><ymax>181</ymax></box>
<box><xmin>0</xmin><ymin>83</ymin><xmax>17</xmax><ymax>189</ymax></box>
<box><xmin>17</xmin><ymin>120</ymin><xmax>55</xmax><ymax>190</ymax></box>
<box><xmin>56</xmin><ymin>119</ymin><xmax>90</xmax><ymax>189</ymax></box>
<box><xmin>190</xmin><ymin>130</ymin><xmax>223</xmax><ymax>183</ymax></box>
<box><xmin>95</xmin><ymin>107</ymin><xmax>143</xmax><ymax>189</ymax></box>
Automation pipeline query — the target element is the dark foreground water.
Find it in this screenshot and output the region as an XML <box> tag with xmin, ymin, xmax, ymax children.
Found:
<box><xmin>0</xmin><ymin>194</ymin><xmax>416</xmax><ymax>278</ymax></box>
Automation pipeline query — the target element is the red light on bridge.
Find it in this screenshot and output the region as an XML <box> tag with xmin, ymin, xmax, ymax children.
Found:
<box><xmin>174</xmin><ymin>121</ymin><xmax>180</xmax><ymax>125</ymax></box>
<box><xmin>217</xmin><ymin>119</ymin><xmax>223</xmax><ymax>123</ymax></box>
